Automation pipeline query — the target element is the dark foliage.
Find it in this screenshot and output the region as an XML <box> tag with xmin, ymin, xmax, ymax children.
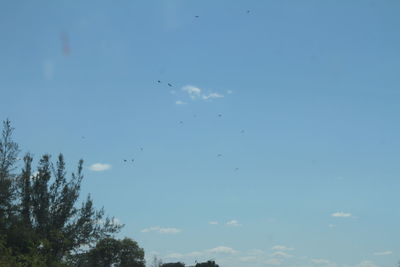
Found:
<box><xmin>0</xmin><ymin>120</ymin><xmax>126</xmax><ymax>266</ymax></box>
<box><xmin>195</xmin><ymin>261</ymin><xmax>219</xmax><ymax>267</ymax></box>
<box><xmin>161</xmin><ymin>263</ymin><xmax>185</xmax><ymax>267</ymax></box>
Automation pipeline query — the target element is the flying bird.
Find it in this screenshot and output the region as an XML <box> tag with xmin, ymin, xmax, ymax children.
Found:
<box><xmin>247</xmin><ymin>10</ymin><xmax>251</xmax><ymax>14</ymax></box>
<box><xmin>157</xmin><ymin>80</ymin><xmax>161</xmax><ymax>83</ymax></box>
<box><xmin>123</xmin><ymin>159</ymin><xmax>127</xmax><ymax>162</ymax></box>
<box><xmin>217</xmin><ymin>154</ymin><xmax>222</xmax><ymax>157</ymax></box>
<box><xmin>179</xmin><ymin>121</ymin><xmax>184</xmax><ymax>124</ymax></box>
<box><xmin>195</xmin><ymin>15</ymin><xmax>199</xmax><ymax>18</ymax></box>
<box><xmin>234</xmin><ymin>167</ymin><xmax>239</xmax><ymax>171</ymax></box>
<box><xmin>168</xmin><ymin>83</ymin><xmax>173</xmax><ymax>87</ymax></box>
<box><xmin>240</xmin><ymin>130</ymin><xmax>245</xmax><ymax>134</ymax></box>
<box><xmin>140</xmin><ymin>147</ymin><xmax>144</xmax><ymax>151</ymax></box>
<box><xmin>218</xmin><ymin>114</ymin><xmax>222</xmax><ymax>117</ymax></box>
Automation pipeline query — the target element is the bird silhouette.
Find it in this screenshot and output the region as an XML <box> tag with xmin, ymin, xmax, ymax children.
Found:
<box><xmin>168</xmin><ymin>83</ymin><xmax>172</xmax><ymax>87</ymax></box>
<box><xmin>195</xmin><ymin>15</ymin><xmax>199</xmax><ymax>18</ymax></box>
<box><xmin>247</xmin><ymin>10</ymin><xmax>250</xmax><ymax>13</ymax></box>
<box><xmin>217</xmin><ymin>154</ymin><xmax>222</xmax><ymax>157</ymax></box>
<box><xmin>234</xmin><ymin>167</ymin><xmax>239</xmax><ymax>171</ymax></box>
<box><xmin>179</xmin><ymin>121</ymin><xmax>184</xmax><ymax>124</ymax></box>
<box><xmin>123</xmin><ymin>159</ymin><xmax>127</xmax><ymax>162</ymax></box>
<box><xmin>241</xmin><ymin>129</ymin><xmax>245</xmax><ymax>134</ymax></box>
<box><xmin>140</xmin><ymin>147</ymin><xmax>144</xmax><ymax>151</ymax></box>
<box><xmin>218</xmin><ymin>114</ymin><xmax>222</xmax><ymax>117</ymax></box>
<box><xmin>157</xmin><ymin>80</ymin><xmax>161</xmax><ymax>83</ymax></box>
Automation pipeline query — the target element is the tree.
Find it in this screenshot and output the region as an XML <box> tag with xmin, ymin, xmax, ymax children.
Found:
<box><xmin>0</xmin><ymin>119</ymin><xmax>19</xmax><ymax>231</ymax></box>
<box><xmin>195</xmin><ymin>261</ymin><xmax>219</xmax><ymax>267</ymax></box>
<box><xmin>78</xmin><ymin>237</ymin><xmax>145</xmax><ymax>267</ymax></box>
<box><xmin>0</xmin><ymin>120</ymin><xmax>123</xmax><ymax>266</ymax></box>
<box><xmin>161</xmin><ymin>263</ymin><xmax>185</xmax><ymax>267</ymax></box>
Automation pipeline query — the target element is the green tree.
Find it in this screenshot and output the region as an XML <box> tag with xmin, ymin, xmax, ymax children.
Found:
<box><xmin>0</xmin><ymin>119</ymin><xmax>19</xmax><ymax>231</ymax></box>
<box><xmin>161</xmin><ymin>262</ymin><xmax>185</xmax><ymax>267</ymax></box>
<box><xmin>195</xmin><ymin>261</ymin><xmax>219</xmax><ymax>267</ymax></box>
<box><xmin>78</xmin><ymin>237</ymin><xmax>145</xmax><ymax>267</ymax></box>
<box><xmin>0</xmin><ymin>120</ymin><xmax>124</xmax><ymax>266</ymax></box>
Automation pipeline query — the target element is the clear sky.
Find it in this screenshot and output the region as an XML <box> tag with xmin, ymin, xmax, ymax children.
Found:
<box><xmin>1</xmin><ymin>1</ymin><xmax>400</xmax><ymax>266</ymax></box>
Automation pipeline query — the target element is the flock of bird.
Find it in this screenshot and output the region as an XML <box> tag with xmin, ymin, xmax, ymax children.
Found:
<box><xmin>117</xmin><ymin>79</ymin><xmax>246</xmax><ymax>171</ymax></box>
<box><xmin>115</xmin><ymin>80</ymin><xmax>245</xmax><ymax>174</ymax></box>
<box><xmin>74</xmin><ymin>8</ymin><xmax>253</xmax><ymax>172</ymax></box>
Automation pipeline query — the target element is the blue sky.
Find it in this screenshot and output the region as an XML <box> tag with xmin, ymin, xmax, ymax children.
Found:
<box><xmin>1</xmin><ymin>1</ymin><xmax>400</xmax><ymax>266</ymax></box>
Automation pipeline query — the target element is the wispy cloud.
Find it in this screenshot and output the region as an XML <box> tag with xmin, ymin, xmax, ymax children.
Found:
<box><xmin>209</xmin><ymin>221</ymin><xmax>219</xmax><ymax>225</ymax></box>
<box><xmin>141</xmin><ymin>226</ymin><xmax>181</xmax><ymax>234</ymax></box>
<box><xmin>331</xmin><ymin>212</ymin><xmax>352</xmax><ymax>218</ymax></box>
<box><xmin>207</xmin><ymin>246</ymin><xmax>237</xmax><ymax>254</ymax></box>
<box><xmin>265</xmin><ymin>258</ymin><xmax>282</xmax><ymax>265</ymax></box>
<box><xmin>166</xmin><ymin>253</ymin><xmax>184</xmax><ymax>259</ymax></box>
<box><xmin>373</xmin><ymin>251</ymin><xmax>392</xmax><ymax>256</ymax></box>
<box><xmin>357</xmin><ymin>260</ymin><xmax>379</xmax><ymax>267</ymax></box>
<box><xmin>272</xmin><ymin>245</ymin><xmax>294</xmax><ymax>251</ymax></box>
<box><xmin>271</xmin><ymin>251</ymin><xmax>293</xmax><ymax>258</ymax></box>
<box><xmin>161</xmin><ymin>246</ymin><xmax>238</xmax><ymax>262</ymax></box>
<box><xmin>182</xmin><ymin>85</ymin><xmax>202</xmax><ymax>99</ymax></box>
<box><xmin>202</xmin><ymin>92</ymin><xmax>224</xmax><ymax>100</ymax></box>
<box><xmin>175</xmin><ymin>100</ymin><xmax>187</xmax><ymax>105</ymax></box>
<box><xmin>181</xmin><ymin>85</ymin><xmax>224</xmax><ymax>101</ymax></box>
<box><xmin>226</xmin><ymin>219</ymin><xmax>241</xmax><ymax>227</ymax></box>
<box><xmin>89</xmin><ymin>163</ymin><xmax>111</xmax><ymax>172</ymax></box>
<box><xmin>227</xmin><ymin>90</ymin><xmax>233</xmax><ymax>94</ymax></box>
<box><xmin>311</xmin><ymin>258</ymin><xmax>336</xmax><ymax>266</ymax></box>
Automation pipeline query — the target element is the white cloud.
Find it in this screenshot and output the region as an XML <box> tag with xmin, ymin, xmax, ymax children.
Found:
<box><xmin>328</xmin><ymin>224</ymin><xmax>336</xmax><ymax>228</ymax></box>
<box><xmin>141</xmin><ymin>226</ymin><xmax>181</xmax><ymax>234</ymax></box>
<box><xmin>239</xmin><ymin>256</ymin><xmax>257</xmax><ymax>262</ymax></box>
<box><xmin>209</xmin><ymin>221</ymin><xmax>219</xmax><ymax>225</ymax></box>
<box><xmin>186</xmin><ymin>251</ymin><xmax>203</xmax><ymax>258</ymax></box>
<box><xmin>226</xmin><ymin>219</ymin><xmax>241</xmax><ymax>227</ymax></box>
<box><xmin>202</xmin><ymin>92</ymin><xmax>224</xmax><ymax>100</ymax></box>
<box><xmin>207</xmin><ymin>246</ymin><xmax>237</xmax><ymax>254</ymax></box>
<box><xmin>312</xmin><ymin>258</ymin><xmax>332</xmax><ymax>264</ymax></box>
<box><xmin>311</xmin><ymin>258</ymin><xmax>337</xmax><ymax>266</ymax></box>
<box><xmin>331</xmin><ymin>212</ymin><xmax>352</xmax><ymax>218</ymax></box>
<box><xmin>271</xmin><ymin>251</ymin><xmax>293</xmax><ymax>258</ymax></box>
<box><xmin>181</xmin><ymin>85</ymin><xmax>224</xmax><ymax>102</ymax></box>
<box><xmin>357</xmin><ymin>260</ymin><xmax>379</xmax><ymax>267</ymax></box>
<box><xmin>89</xmin><ymin>163</ymin><xmax>111</xmax><ymax>172</ymax></box>
<box><xmin>182</xmin><ymin>85</ymin><xmax>202</xmax><ymax>99</ymax></box>
<box><xmin>373</xmin><ymin>251</ymin><xmax>392</xmax><ymax>256</ymax></box>
<box><xmin>265</xmin><ymin>258</ymin><xmax>283</xmax><ymax>265</ymax></box>
<box><xmin>175</xmin><ymin>100</ymin><xmax>187</xmax><ymax>105</ymax></box>
<box><xmin>272</xmin><ymin>245</ymin><xmax>294</xmax><ymax>251</ymax></box>
<box><xmin>166</xmin><ymin>253</ymin><xmax>184</xmax><ymax>259</ymax></box>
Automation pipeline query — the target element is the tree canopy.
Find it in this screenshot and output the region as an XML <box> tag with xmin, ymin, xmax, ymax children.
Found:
<box><xmin>0</xmin><ymin>120</ymin><xmax>142</xmax><ymax>266</ymax></box>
